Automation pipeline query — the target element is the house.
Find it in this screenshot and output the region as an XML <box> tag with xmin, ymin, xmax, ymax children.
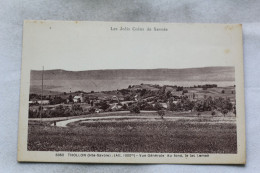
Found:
<box><xmin>112</xmin><ymin>95</ymin><xmax>119</xmax><ymax>101</ymax></box>
<box><xmin>29</xmin><ymin>100</ymin><xmax>36</xmax><ymax>105</ymax></box>
<box><xmin>134</xmin><ymin>94</ymin><xmax>140</xmax><ymax>101</ymax></box>
<box><xmin>121</xmin><ymin>101</ymin><xmax>135</xmax><ymax>106</ymax></box>
<box><xmin>110</xmin><ymin>103</ymin><xmax>122</xmax><ymax>111</ymax></box>
<box><xmin>111</xmin><ymin>95</ymin><xmax>124</xmax><ymax>102</ymax></box>
<box><xmin>73</xmin><ymin>95</ymin><xmax>83</xmax><ymax>103</ymax></box>
<box><xmin>37</xmin><ymin>100</ymin><xmax>50</xmax><ymax>105</ymax></box>
<box><xmin>95</xmin><ymin>109</ymin><xmax>104</xmax><ymax>113</ymax></box>
<box><xmin>118</xmin><ymin>97</ymin><xmax>124</xmax><ymax>101</ymax></box>
<box><xmin>161</xmin><ymin>103</ymin><xmax>168</xmax><ymax>109</ymax></box>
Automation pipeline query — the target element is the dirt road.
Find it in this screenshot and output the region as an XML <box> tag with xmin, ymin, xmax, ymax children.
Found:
<box><xmin>52</xmin><ymin>115</ymin><xmax>235</xmax><ymax>127</ymax></box>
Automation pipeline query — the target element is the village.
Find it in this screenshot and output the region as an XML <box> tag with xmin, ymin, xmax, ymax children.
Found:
<box><xmin>28</xmin><ymin>83</ymin><xmax>236</xmax><ymax>118</ymax></box>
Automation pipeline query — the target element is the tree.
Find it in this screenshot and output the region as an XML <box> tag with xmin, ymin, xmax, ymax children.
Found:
<box><xmin>168</xmin><ymin>102</ymin><xmax>176</xmax><ymax>111</ymax></box>
<box><xmin>122</xmin><ymin>104</ymin><xmax>128</xmax><ymax>110</ymax></box>
<box><xmin>176</xmin><ymin>101</ymin><xmax>183</xmax><ymax>111</ymax></box>
<box><xmin>233</xmin><ymin>105</ymin><xmax>236</xmax><ymax>116</ymax></box>
<box><xmin>140</xmin><ymin>89</ymin><xmax>147</xmax><ymax>97</ymax></box>
<box><xmin>72</xmin><ymin>104</ymin><xmax>83</xmax><ymax>112</ymax></box>
<box><xmin>176</xmin><ymin>86</ymin><xmax>183</xmax><ymax>91</ymax></box>
<box><xmin>129</xmin><ymin>104</ymin><xmax>140</xmax><ymax>113</ymax></box>
<box><xmin>68</xmin><ymin>95</ymin><xmax>73</xmax><ymax>103</ymax></box>
<box><xmin>157</xmin><ymin>110</ymin><xmax>165</xmax><ymax>119</ymax></box>
<box><xmin>97</xmin><ymin>101</ymin><xmax>110</xmax><ymax>110</ymax></box>
<box><xmin>143</xmin><ymin>103</ymin><xmax>154</xmax><ymax>110</ymax></box>
<box><xmin>154</xmin><ymin>102</ymin><xmax>162</xmax><ymax>110</ymax></box>
<box><xmin>222</xmin><ymin>109</ymin><xmax>228</xmax><ymax>117</ymax></box>
<box><xmin>88</xmin><ymin>107</ymin><xmax>95</xmax><ymax>114</ymax></box>
<box><xmin>124</xmin><ymin>95</ymin><xmax>132</xmax><ymax>101</ymax></box>
<box><xmin>119</xmin><ymin>89</ymin><xmax>130</xmax><ymax>95</ymax></box>
<box><xmin>202</xmin><ymin>87</ymin><xmax>207</xmax><ymax>90</ymax></box>
<box><xmin>221</xmin><ymin>90</ymin><xmax>225</xmax><ymax>94</ymax></box>
<box><xmin>166</xmin><ymin>91</ymin><xmax>172</xmax><ymax>99</ymax></box>
<box><xmin>183</xmin><ymin>99</ymin><xmax>195</xmax><ymax>111</ymax></box>
<box><xmin>182</xmin><ymin>90</ymin><xmax>188</xmax><ymax>94</ymax></box>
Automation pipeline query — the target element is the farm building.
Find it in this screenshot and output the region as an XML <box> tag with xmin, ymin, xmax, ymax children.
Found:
<box><xmin>161</xmin><ymin>103</ymin><xmax>168</xmax><ymax>109</ymax></box>
<box><xmin>73</xmin><ymin>95</ymin><xmax>84</xmax><ymax>103</ymax></box>
<box><xmin>112</xmin><ymin>95</ymin><xmax>124</xmax><ymax>102</ymax></box>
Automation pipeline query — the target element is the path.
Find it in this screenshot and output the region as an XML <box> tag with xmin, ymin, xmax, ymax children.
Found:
<box><xmin>51</xmin><ymin>115</ymin><xmax>235</xmax><ymax>127</ymax></box>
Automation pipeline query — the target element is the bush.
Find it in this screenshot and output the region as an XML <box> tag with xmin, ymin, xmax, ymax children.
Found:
<box><xmin>29</xmin><ymin>109</ymin><xmax>39</xmax><ymax>118</ymax></box>
<box><xmin>154</xmin><ymin>102</ymin><xmax>162</xmax><ymax>110</ymax></box>
<box><xmin>157</xmin><ymin>110</ymin><xmax>165</xmax><ymax>119</ymax></box>
<box><xmin>129</xmin><ymin>104</ymin><xmax>140</xmax><ymax>114</ymax></box>
<box><xmin>96</xmin><ymin>101</ymin><xmax>110</xmax><ymax>110</ymax></box>
<box><xmin>222</xmin><ymin>109</ymin><xmax>228</xmax><ymax>117</ymax></box>
<box><xmin>202</xmin><ymin>87</ymin><xmax>207</xmax><ymax>90</ymax></box>
<box><xmin>88</xmin><ymin>107</ymin><xmax>96</xmax><ymax>114</ymax></box>
<box><xmin>143</xmin><ymin>103</ymin><xmax>154</xmax><ymax>110</ymax></box>
<box><xmin>168</xmin><ymin>102</ymin><xmax>176</xmax><ymax>111</ymax></box>
<box><xmin>182</xmin><ymin>89</ymin><xmax>188</xmax><ymax>94</ymax></box>
<box><xmin>121</xmin><ymin>104</ymin><xmax>128</xmax><ymax>110</ymax></box>
<box><xmin>72</xmin><ymin>104</ymin><xmax>83</xmax><ymax>112</ymax></box>
<box><xmin>211</xmin><ymin>111</ymin><xmax>216</xmax><ymax>116</ymax></box>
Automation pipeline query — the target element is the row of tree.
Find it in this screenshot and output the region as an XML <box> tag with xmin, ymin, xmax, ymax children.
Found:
<box><xmin>127</xmin><ymin>96</ymin><xmax>235</xmax><ymax>116</ymax></box>
<box><xmin>29</xmin><ymin>104</ymin><xmax>85</xmax><ymax>118</ymax></box>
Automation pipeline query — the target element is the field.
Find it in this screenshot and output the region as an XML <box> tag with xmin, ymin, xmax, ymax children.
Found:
<box><xmin>27</xmin><ymin>112</ymin><xmax>237</xmax><ymax>153</ymax></box>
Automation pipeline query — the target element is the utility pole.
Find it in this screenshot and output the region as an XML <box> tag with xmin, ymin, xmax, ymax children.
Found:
<box><xmin>40</xmin><ymin>66</ymin><xmax>44</xmax><ymax>121</ymax></box>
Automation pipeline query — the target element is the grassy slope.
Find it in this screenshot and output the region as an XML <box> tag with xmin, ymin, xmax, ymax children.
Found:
<box><xmin>28</xmin><ymin>115</ymin><xmax>236</xmax><ymax>153</ymax></box>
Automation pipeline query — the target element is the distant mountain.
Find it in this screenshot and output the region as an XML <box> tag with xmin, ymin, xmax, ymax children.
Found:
<box><xmin>30</xmin><ymin>66</ymin><xmax>235</xmax><ymax>82</ymax></box>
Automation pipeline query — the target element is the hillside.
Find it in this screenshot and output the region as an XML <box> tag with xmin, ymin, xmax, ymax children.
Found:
<box><xmin>31</xmin><ymin>66</ymin><xmax>235</xmax><ymax>81</ymax></box>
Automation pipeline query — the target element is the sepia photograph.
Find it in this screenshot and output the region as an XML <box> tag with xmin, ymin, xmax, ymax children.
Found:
<box><xmin>28</xmin><ymin>67</ymin><xmax>237</xmax><ymax>154</ymax></box>
<box><xmin>18</xmin><ymin>21</ymin><xmax>245</xmax><ymax>164</ymax></box>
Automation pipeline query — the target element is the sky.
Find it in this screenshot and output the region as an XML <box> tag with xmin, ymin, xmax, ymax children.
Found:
<box><xmin>23</xmin><ymin>21</ymin><xmax>242</xmax><ymax>71</ymax></box>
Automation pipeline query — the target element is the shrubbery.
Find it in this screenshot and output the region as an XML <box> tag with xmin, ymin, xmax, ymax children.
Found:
<box><xmin>154</xmin><ymin>102</ymin><xmax>163</xmax><ymax>110</ymax></box>
<box><xmin>157</xmin><ymin>110</ymin><xmax>165</xmax><ymax>119</ymax></box>
<box><xmin>28</xmin><ymin>104</ymin><xmax>85</xmax><ymax>118</ymax></box>
<box><xmin>129</xmin><ymin>104</ymin><xmax>140</xmax><ymax>113</ymax></box>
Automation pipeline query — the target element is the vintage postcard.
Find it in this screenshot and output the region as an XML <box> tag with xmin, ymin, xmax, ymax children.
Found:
<box><xmin>18</xmin><ymin>20</ymin><xmax>245</xmax><ymax>164</ymax></box>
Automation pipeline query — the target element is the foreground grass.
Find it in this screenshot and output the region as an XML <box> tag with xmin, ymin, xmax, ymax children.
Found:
<box><xmin>28</xmin><ymin>116</ymin><xmax>236</xmax><ymax>153</ymax></box>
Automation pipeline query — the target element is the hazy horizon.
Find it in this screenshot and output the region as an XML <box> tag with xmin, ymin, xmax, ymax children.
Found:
<box><xmin>30</xmin><ymin>66</ymin><xmax>235</xmax><ymax>94</ymax></box>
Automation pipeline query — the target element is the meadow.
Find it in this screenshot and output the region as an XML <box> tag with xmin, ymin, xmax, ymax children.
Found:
<box><xmin>27</xmin><ymin>113</ymin><xmax>237</xmax><ymax>153</ymax></box>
